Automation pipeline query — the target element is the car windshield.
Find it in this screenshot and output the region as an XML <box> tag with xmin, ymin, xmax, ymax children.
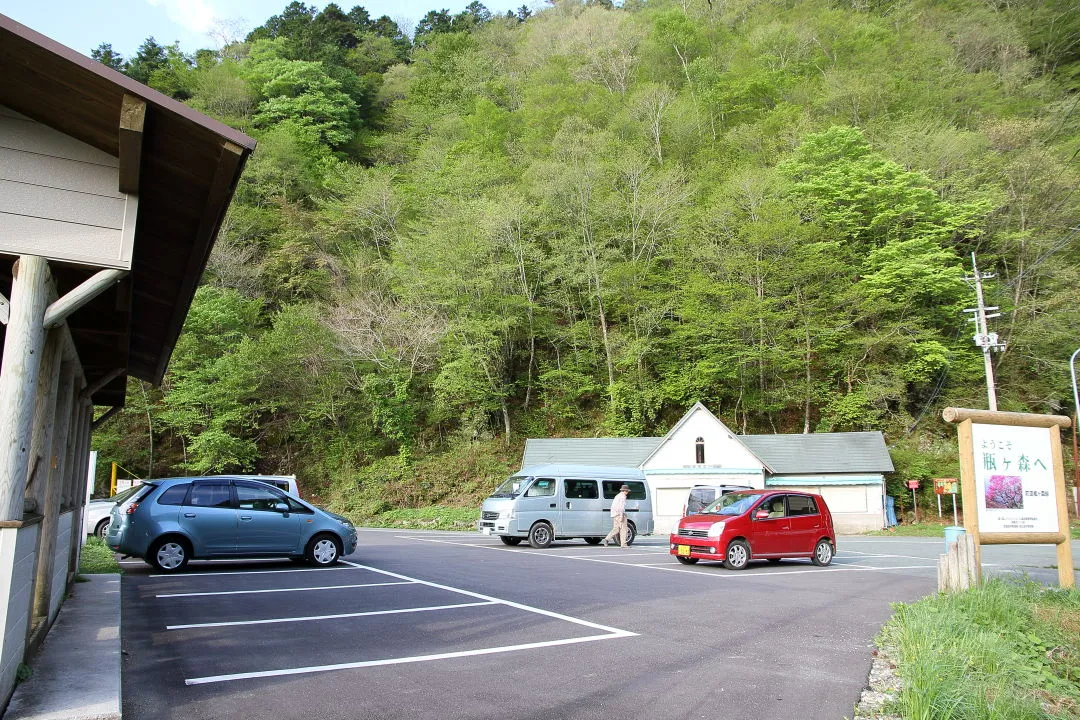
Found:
<box><xmin>490</xmin><ymin>475</ymin><xmax>530</xmax><ymax>498</ymax></box>
<box><xmin>703</xmin><ymin>491</ymin><xmax>759</xmax><ymax>516</ymax></box>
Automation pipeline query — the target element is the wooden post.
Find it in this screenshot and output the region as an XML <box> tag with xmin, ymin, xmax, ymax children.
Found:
<box><xmin>1049</xmin><ymin>427</ymin><xmax>1074</xmax><ymax>589</ymax></box>
<box><xmin>938</xmin><ymin>534</ymin><xmax>977</xmax><ymax>593</ymax></box>
<box><xmin>0</xmin><ymin>256</ymin><xmax>50</xmax><ymax>521</ymax></box>
<box><xmin>67</xmin><ymin>403</ymin><xmax>93</xmax><ymax>580</ymax></box>
<box><xmin>957</xmin><ymin>419</ymin><xmax>983</xmax><ymax>584</ymax></box>
<box><xmin>32</xmin><ymin>361</ymin><xmax>75</xmax><ymax>624</ymax></box>
<box><xmin>23</xmin><ymin>332</ymin><xmax>62</xmax><ymax>513</ymax></box>
<box><xmin>61</xmin><ymin>394</ymin><xmax>80</xmax><ymax>510</ymax></box>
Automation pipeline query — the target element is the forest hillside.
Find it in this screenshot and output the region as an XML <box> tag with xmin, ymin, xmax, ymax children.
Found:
<box><xmin>88</xmin><ymin>0</ymin><xmax>1080</xmax><ymax>519</ymax></box>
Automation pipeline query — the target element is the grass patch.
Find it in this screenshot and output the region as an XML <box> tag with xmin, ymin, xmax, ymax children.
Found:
<box><xmin>347</xmin><ymin>506</ymin><xmax>479</xmax><ymax>531</ymax></box>
<box><xmin>867</xmin><ymin>522</ymin><xmax>959</xmax><ymax>537</ymax></box>
<box><xmin>880</xmin><ymin>578</ymin><xmax>1080</xmax><ymax>719</ymax></box>
<box><xmin>79</xmin><ymin>536</ymin><xmax>120</xmax><ymax>574</ymax></box>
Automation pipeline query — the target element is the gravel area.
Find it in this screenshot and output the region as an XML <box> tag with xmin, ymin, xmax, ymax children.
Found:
<box><xmin>852</xmin><ymin>643</ymin><xmax>903</xmax><ymax>720</ymax></box>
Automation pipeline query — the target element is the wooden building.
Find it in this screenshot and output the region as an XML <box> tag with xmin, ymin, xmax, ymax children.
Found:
<box><xmin>0</xmin><ymin>14</ymin><xmax>254</xmax><ymax>707</ymax></box>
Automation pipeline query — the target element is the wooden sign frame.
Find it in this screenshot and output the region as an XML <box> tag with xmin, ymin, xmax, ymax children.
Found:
<box><xmin>944</xmin><ymin>407</ymin><xmax>1074</xmax><ymax>588</ymax></box>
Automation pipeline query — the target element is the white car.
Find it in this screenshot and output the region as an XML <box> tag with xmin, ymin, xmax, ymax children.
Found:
<box><xmin>85</xmin><ymin>485</ymin><xmax>142</xmax><ymax>539</ymax></box>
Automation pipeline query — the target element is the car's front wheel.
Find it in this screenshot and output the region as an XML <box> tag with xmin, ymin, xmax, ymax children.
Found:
<box><xmin>306</xmin><ymin>534</ymin><xmax>342</xmax><ymax>566</ymax></box>
<box><xmin>811</xmin><ymin>539</ymin><xmax>834</xmax><ymax>567</ymax></box>
<box><xmin>499</xmin><ymin>536</ymin><xmax>523</xmax><ymax>546</ymax></box>
<box><xmin>149</xmin><ymin>537</ymin><xmax>190</xmax><ymax>573</ymax></box>
<box><xmin>624</xmin><ymin>522</ymin><xmax>637</xmax><ymax>546</ymax></box>
<box><xmin>94</xmin><ymin>519</ymin><xmax>110</xmax><ymax>540</ymax></box>
<box><xmin>675</xmin><ymin>556</ymin><xmax>698</xmax><ymax>565</ymax></box>
<box><xmin>723</xmin><ymin>539</ymin><xmax>750</xmax><ymax>570</ymax></box>
<box><xmin>528</xmin><ymin>522</ymin><xmax>553</xmax><ymax>549</ymax></box>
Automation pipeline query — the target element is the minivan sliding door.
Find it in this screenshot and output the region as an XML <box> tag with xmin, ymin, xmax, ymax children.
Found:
<box><xmin>562</xmin><ymin>479</ymin><xmax>602</xmax><ymax>536</ymax></box>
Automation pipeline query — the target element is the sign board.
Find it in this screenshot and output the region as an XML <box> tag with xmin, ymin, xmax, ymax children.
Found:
<box><xmin>906</xmin><ymin>479</ymin><xmax>920</xmax><ymax>490</ymax></box>
<box><xmin>943</xmin><ymin>406</ymin><xmax>1074</xmax><ymax>589</ymax></box>
<box><xmin>934</xmin><ymin>478</ymin><xmax>958</xmax><ymax>495</ymax></box>
<box><xmin>970</xmin><ymin>423</ymin><xmax>1058</xmax><ymax>534</ymax></box>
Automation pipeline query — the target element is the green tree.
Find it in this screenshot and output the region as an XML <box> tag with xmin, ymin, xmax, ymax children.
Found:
<box><xmin>90</xmin><ymin>43</ymin><xmax>124</xmax><ymax>71</ymax></box>
<box><xmin>125</xmin><ymin>37</ymin><xmax>168</xmax><ymax>84</ymax></box>
<box><xmin>147</xmin><ymin>43</ymin><xmax>197</xmax><ymax>100</ymax></box>
<box><xmin>158</xmin><ymin>287</ymin><xmax>264</xmax><ymax>473</ymax></box>
<box><xmin>248</xmin><ymin>52</ymin><xmax>359</xmax><ymax>146</ymax></box>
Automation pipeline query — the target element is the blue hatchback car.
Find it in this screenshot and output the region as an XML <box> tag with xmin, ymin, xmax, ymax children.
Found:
<box><xmin>106</xmin><ymin>476</ymin><xmax>358</xmax><ymax>572</ymax></box>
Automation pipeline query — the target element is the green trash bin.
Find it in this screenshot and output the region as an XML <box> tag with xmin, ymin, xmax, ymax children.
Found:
<box><xmin>943</xmin><ymin>525</ymin><xmax>966</xmax><ymax>550</ymax></box>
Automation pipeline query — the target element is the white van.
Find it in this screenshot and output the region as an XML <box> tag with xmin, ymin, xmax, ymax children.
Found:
<box><xmin>478</xmin><ymin>465</ymin><xmax>652</xmax><ymax>548</ymax></box>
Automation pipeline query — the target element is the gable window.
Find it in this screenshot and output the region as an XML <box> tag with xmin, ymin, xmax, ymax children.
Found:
<box><xmin>695</xmin><ymin>437</ymin><xmax>705</xmax><ymax>464</ymax></box>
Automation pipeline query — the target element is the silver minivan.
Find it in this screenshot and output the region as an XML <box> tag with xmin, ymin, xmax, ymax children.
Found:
<box><xmin>478</xmin><ymin>465</ymin><xmax>653</xmax><ymax>548</ymax></box>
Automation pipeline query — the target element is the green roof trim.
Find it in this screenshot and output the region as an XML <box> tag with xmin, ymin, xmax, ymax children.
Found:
<box><xmin>766</xmin><ymin>475</ymin><xmax>884</xmax><ymax>486</ymax></box>
<box><xmin>643</xmin><ymin>468</ymin><xmax>764</xmax><ymax>476</ymax></box>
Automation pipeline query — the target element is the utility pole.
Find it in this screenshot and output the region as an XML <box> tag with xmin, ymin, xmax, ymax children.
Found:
<box><xmin>1070</xmin><ymin>347</ymin><xmax>1079</xmax><ymax>517</ymax></box>
<box><xmin>963</xmin><ymin>253</ymin><xmax>1005</xmax><ymax>411</ymax></box>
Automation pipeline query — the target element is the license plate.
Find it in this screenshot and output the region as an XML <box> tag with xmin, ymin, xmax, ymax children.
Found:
<box><xmin>677</xmin><ymin>545</ymin><xmax>690</xmax><ymax>556</ymax></box>
<box><xmin>482</xmin><ymin>527</ymin><xmax>492</xmax><ymax>535</ymax></box>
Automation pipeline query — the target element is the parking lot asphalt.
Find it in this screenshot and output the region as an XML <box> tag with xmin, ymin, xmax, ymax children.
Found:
<box><xmin>119</xmin><ymin>532</ymin><xmax>1079</xmax><ymax>720</ymax></box>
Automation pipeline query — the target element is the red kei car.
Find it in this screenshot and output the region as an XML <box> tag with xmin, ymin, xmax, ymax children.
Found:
<box><xmin>669</xmin><ymin>489</ymin><xmax>835</xmax><ymax>569</ymax></box>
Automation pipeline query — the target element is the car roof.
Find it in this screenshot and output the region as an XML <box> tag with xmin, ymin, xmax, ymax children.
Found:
<box><xmin>720</xmin><ymin>489</ymin><xmax>822</xmax><ymax>498</ymax></box>
<box><xmin>517</xmin><ymin>465</ymin><xmax>646</xmax><ymax>480</ymax></box>
<box><xmin>207</xmin><ymin>474</ymin><xmax>295</xmax><ymax>480</ymax></box>
<box><xmin>144</xmin><ymin>476</ymin><xmax>287</xmax><ymax>488</ymax></box>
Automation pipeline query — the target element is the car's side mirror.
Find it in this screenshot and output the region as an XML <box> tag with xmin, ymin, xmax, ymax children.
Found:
<box><xmin>274</xmin><ymin>502</ymin><xmax>290</xmax><ymax>516</ymax></box>
<box><xmin>754</xmin><ymin>509</ymin><xmax>770</xmax><ymax>520</ymax></box>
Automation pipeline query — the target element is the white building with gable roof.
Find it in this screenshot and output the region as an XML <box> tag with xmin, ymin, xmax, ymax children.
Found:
<box><xmin>522</xmin><ymin>402</ymin><xmax>895</xmax><ymax>534</ymax></box>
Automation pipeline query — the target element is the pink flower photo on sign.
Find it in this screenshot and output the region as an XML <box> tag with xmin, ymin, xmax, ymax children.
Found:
<box><xmin>984</xmin><ymin>474</ymin><xmax>1023</xmax><ymax>510</ymax></box>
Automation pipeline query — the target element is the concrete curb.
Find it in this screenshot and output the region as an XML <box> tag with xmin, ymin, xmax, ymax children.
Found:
<box><xmin>4</xmin><ymin>574</ymin><xmax>120</xmax><ymax>720</ymax></box>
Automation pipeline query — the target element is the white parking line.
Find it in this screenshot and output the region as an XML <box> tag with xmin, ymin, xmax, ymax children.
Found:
<box><xmin>397</xmin><ymin>535</ymin><xmax>940</xmax><ymax>575</ymax></box>
<box><xmin>632</xmin><ymin>562</ymin><xmax>939</xmax><ymax>576</ymax></box>
<box><xmin>840</xmin><ymin>538</ymin><xmax>947</xmax><ymax>544</ymax></box>
<box><xmin>340</xmin><ymin>561</ymin><xmax>637</xmax><ymax>634</ymax></box>
<box><xmin>150</xmin><ymin>565</ymin><xmax>360</xmax><ymax>579</ymax></box>
<box><xmin>565</xmin><ymin>557</ymin><xmax>656</xmax><ymax>561</ymax></box>
<box><xmin>168</xmin><ymin>601</ymin><xmax>496</xmax><ymax>629</ymax></box>
<box><xmin>157</xmin><ymin>581</ymin><xmax>414</xmax><ymax>598</ymax></box>
<box><xmin>182</xmin><ymin>560</ymin><xmax>637</xmax><ymax>685</ymax></box>
<box><xmin>185</xmin><ymin>633</ymin><xmax>630</xmax><ymax>685</ymax></box>
<box><xmin>841</xmin><ymin>549</ymin><xmax>941</xmax><ymax>561</ymax></box>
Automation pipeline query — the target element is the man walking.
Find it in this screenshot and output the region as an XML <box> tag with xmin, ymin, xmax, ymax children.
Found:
<box><xmin>602</xmin><ymin>484</ymin><xmax>631</xmax><ymax>547</ymax></box>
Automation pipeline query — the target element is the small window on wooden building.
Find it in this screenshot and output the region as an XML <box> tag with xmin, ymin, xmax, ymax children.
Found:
<box><xmin>695</xmin><ymin>437</ymin><xmax>705</xmax><ymax>464</ymax></box>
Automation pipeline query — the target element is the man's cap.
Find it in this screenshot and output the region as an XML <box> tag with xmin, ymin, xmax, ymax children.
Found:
<box><xmin>619</xmin><ymin>484</ymin><xmax>630</xmax><ymax>491</ymax></box>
